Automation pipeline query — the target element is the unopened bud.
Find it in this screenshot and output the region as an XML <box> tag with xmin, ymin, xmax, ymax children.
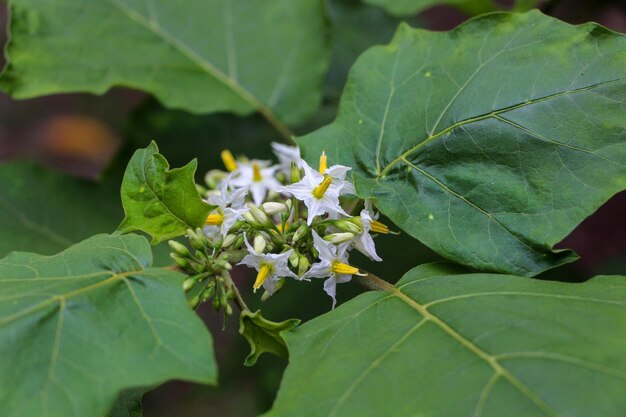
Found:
<box><xmin>292</xmin><ymin>223</ymin><xmax>309</xmax><ymax>242</ymax></box>
<box><xmin>242</xmin><ymin>211</ymin><xmax>259</xmax><ymax>226</ymax></box>
<box><xmin>262</xmin><ymin>202</ymin><xmax>287</xmax><ymax>215</ymax></box>
<box><xmin>298</xmin><ymin>255</ymin><xmax>310</xmax><ymax>276</ymax></box>
<box><xmin>335</xmin><ymin>219</ymin><xmax>362</xmax><ymax>234</ymax></box>
<box><xmin>215</xmin><ymin>259</ymin><xmax>232</xmax><ymax>270</ymax></box>
<box><xmin>183</xmin><ymin>277</ymin><xmax>196</xmax><ymax>292</ymax></box>
<box><xmin>223</xmin><ymin>234</ymin><xmax>237</xmax><ymax>248</ymax></box>
<box><xmin>168</xmin><ymin>240</ymin><xmax>190</xmax><ymax>257</ymax></box>
<box><xmin>248</xmin><ymin>203</ymin><xmax>272</xmax><ymax>227</ymax></box>
<box><xmin>253</xmin><ymin>234</ymin><xmax>267</xmax><ymax>253</ymax></box>
<box><xmin>289</xmin><ymin>250</ymin><xmax>300</xmax><ymax>268</ymax></box>
<box><xmin>290</xmin><ymin>161</ymin><xmax>301</xmax><ymax>183</ymax></box>
<box><xmin>204</xmin><ymin>169</ymin><xmax>227</xmax><ymax>189</ymax></box>
<box><xmin>323</xmin><ymin>232</ymin><xmax>355</xmax><ymax>244</ymax></box>
<box><xmin>170</xmin><ymin>253</ymin><xmax>191</xmax><ymax>269</ymax></box>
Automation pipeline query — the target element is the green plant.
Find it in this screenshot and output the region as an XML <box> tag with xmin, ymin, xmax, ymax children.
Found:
<box><xmin>1</xmin><ymin>1</ymin><xmax>625</xmax><ymax>416</ymax></box>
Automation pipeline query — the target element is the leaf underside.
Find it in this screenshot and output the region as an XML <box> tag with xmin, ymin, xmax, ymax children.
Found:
<box><xmin>299</xmin><ymin>11</ymin><xmax>626</xmax><ymax>276</ymax></box>
<box><xmin>0</xmin><ymin>0</ymin><xmax>329</xmax><ymax>125</ymax></box>
<box><xmin>119</xmin><ymin>141</ymin><xmax>212</xmax><ymax>244</ymax></box>
<box><xmin>0</xmin><ymin>234</ymin><xmax>217</xmax><ymax>417</ymax></box>
<box><xmin>265</xmin><ymin>263</ymin><xmax>626</xmax><ymax>417</ymax></box>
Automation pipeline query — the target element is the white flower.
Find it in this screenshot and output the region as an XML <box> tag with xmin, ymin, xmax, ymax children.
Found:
<box><xmin>304</xmin><ymin>231</ymin><xmax>364</xmax><ymax>308</ymax></box>
<box><xmin>352</xmin><ymin>208</ymin><xmax>383</xmax><ymax>262</ymax></box>
<box><xmin>271</xmin><ymin>142</ymin><xmax>301</xmax><ymax>171</ymax></box>
<box><xmin>230</xmin><ymin>160</ymin><xmax>281</xmax><ymax>206</ymax></box>
<box><xmin>278</xmin><ymin>160</ymin><xmax>350</xmax><ymax>225</ymax></box>
<box><xmin>238</xmin><ymin>235</ymin><xmax>298</xmax><ymax>294</ymax></box>
<box><xmin>204</xmin><ymin>175</ymin><xmax>248</xmax><ymax>238</ymax></box>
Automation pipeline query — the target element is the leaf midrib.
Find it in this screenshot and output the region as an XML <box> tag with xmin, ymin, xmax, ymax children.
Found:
<box><xmin>329</xmin><ymin>278</ymin><xmax>562</xmax><ymax>417</ymax></box>
<box><xmin>377</xmin><ymin>77</ymin><xmax>625</xmax><ymax>178</ymax></box>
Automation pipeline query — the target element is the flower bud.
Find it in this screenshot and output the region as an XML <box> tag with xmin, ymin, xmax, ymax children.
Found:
<box><xmin>323</xmin><ymin>232</ymin><xmax>355</xmax><ymax>244</ymax></box>
<box><xmin>334</xmin><ymin>219</ymin><xmax>362</xmax><ymax>234</ymax></box>
<box><xmin>222</xmin><ymin>234</ymin><xmax>237</xmax><ymax>248</ymax></box>
<box><xmin>187</xmin><ymin>228</ymin><xmax>205</xmax><ymax>251</ymax></box>
<box><xmin>242</xmin><ymin>211</ymin><xmax>258</xmax><ymax>225</ymax></box>
<box><xmin>254</xmin><ymin>234</ymin><xmax>267</xmax><ymax>253</ymax></box>
<box><xmin>168</xmin><ymin>240</ymin><xmax>190</xmax><ymax>257</ymax></box>
<box><xmin>182</xmin><ymin>277</ymin><xmax>196</xmax><ymax>292</ymax></box>
<box><xmin>170</xmin><ymin>253</ymin><xmax>191</xmax><ymax>269</ymax></box>
<box><xmin>215</xmin><ymin>259</ymin><xmax>232</xmax><ymax>270</ymax></box>
<box><xmin>248</xmin><ymin>203</ymin><xmax>272</xmax><ymax>227</ymax></box>
<box><xmin>292</xmin><ymin>223</ymin><xmax>309</xmax><ymax>243</ymax></box>
<box><xmin>262</xmin><ymin>202</ymin><xmax>287</xmax><ymax>215</ymax></box>
<box><xmin>298</xmin><ymin>255</ymin><xmax>310</xmax><ymax>276</ymax></box>
<box><xmin>290</xmin><ymin>161</ymin><xmax>301</xmax><ymax>183</ymax></box>
<box><xmin>289</xmin><ymin>250</ymin><xmax>300</xmax><ymax>268</ymax></box>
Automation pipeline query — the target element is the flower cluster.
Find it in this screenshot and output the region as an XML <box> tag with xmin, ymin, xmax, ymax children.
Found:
<box><xmin>171</xmin><ymin>143</ymin><xmax>390</xmax><ymax>309</ymax></box>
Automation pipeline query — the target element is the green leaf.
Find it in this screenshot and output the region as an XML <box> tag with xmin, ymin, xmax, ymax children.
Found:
<box><xmin>0</xmin><ymin>233</ymin><xmax>217</xmax><ymax>417</ymax></box>
<box><xmin>239</xmin><ymin>310</ymin><xmax>300</xmax><ymax>366</ymax></box>
<box><xmin>119</xmin><ymin>142</ymin><xmax>212</xmax><ymax>244</ymax></box>
<box><xmin>265</xmin><ymin>263</ymin><xmax>626</xmax><ymax>417</ymax></box>
<box><xmin>299</xmin><ymin>11</ymin><xmax>626</xmax><ymax>276</ymax></box>
<box><xmin>107</xmin><ymin>389</ymin><xmax>144</xmax><ymax>417</ymax></box>
<box><xmin>363</xmin><ymin>0</ymin><xmax>496</xmax><ymax>16</ymax></box>
<box><xmin>0</xmin><ymin>0</ymin><xmax>329</xmax><ymax>126</ymax></box>
<box><xmin>0</xmin><ymin>161</ymin><xmax>121</xmax><ymax>257</ymax></box>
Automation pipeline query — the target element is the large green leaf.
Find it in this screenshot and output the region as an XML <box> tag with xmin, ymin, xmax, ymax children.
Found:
<box><xmin>119</xmin><ymin>142</ymin><xmax>212</xmax><ymax>244</ymax></box>
<box><xmin>266</xmin><ymin>263</ymin><xmax>626</xmax><ymax>416</ymax></box>
<box><xmin>0</xmin><ymin>0</ymin><xmax>329</xmax><ymax>127</ymax></box>
<box><xmin>299</xmin><ymin>11</ymin><xmax>626</xmax><ymax>276</ymax></box>
<box><xmin>0</xmin><ymin>233</ymin><xmax>217</xmax><ymax>417</ymax></box>
<box><xmin>0</xmin><ymin>161</ymin><xmax>122</xmax><ymax>257</ymax></box>
<box><xmin>363</xmin><ymin>0</ymin><xmax>495</xmax><ymax>16</ymax></box>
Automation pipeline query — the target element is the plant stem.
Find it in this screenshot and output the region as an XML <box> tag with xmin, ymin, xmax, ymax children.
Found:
<box><xmin>259</xmin><ymin>106</ymin><xmax>296</xmax><ymax>145</ymax></box>
<box><xmin>357</xmin><ymin>270</ymin><xmax>395</xmax><ymax>292</ymax></box>
<box><xmin>226</xmin><ymin>273</ymin><xmax>250</xmax><ymax>312</ymax></box>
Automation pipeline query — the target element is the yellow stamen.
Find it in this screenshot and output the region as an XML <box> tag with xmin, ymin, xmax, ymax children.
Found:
<box><xmin>221</xmin><ymin>150</ymin><xmax>237</xmax><ymax>172</ymax></box>
<box><xmin>370</xmin><ymin>220</ymin><xmax>389</xmax><ymax>234</ymax></box>
<box><xmin>252</xmin><ymin>162</ymin><xmax>263</xmax><ymax>182</ymax></box>
<box><xmin>253</xmin><ymin>263</ymin><xmax>272</xmax><ymax>292</ymax></box>
<box><xmin>319</xmin><ymin>151</ymin><xmax>327</xmax><ymax>173</ymax></box>
<box><xmin>312</xmin><ymin>176</ymin><xmax>332</xmax><ymax>199</ymax></box>
<box><xmin>332</xmin><ymin>261</ymin><xmax>360</xmax><ymax>275</ymax></box>
<box><xmin>205</xmin><ymin>213</ymin><xmax>224</xmax><ymax>226</ymax></box>
<box><xmin>276</xmin><ymin>223</ymin><xmax>287</xmax><ymax>233</ymax></box>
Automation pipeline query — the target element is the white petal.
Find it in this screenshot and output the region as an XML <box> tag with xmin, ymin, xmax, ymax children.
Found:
<box><xmin>323</xmin><ymin>275</ymin><xmax>338</xmax><ymax>309</ymax></box>
<box><xmin>311</xmin><ymin>230</ymin><xmax>336</xmax><ymax>261</ymax></box>
<box><xmin>354</xmin><ymin>232</ymin><xmax>382</xmax><ymax>262</ymax></box>
<box><xmin>325</xmin><ymin>164</ymin><xmax>351</xmax><ymax>180</ymax></box>
<box><xmin>250</xmin><ymin>183</ymin><xmax>266</xmax><ymax>206</ymax></box>
<box><xmin>239</xmin><ymin>254</ymin><xmax>261</xmax><ymax>269</ymax></box>
<box><xmin>303</xmin><ymin>260</ymin><xmax>332</xmax><ymax>280</ymax></box>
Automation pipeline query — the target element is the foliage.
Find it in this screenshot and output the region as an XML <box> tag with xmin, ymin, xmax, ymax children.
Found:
<box><xmin>0</xmin><ymin>234</ymin><xmax>216</xmax><ymax>417</ymax></box>
<box><xmin>299</xmin><ymin>11</ymin><xmax>626</xmax><ymax>276</ymax></box>
<box><xmin>0</xmin><ymin>2</ymin><xmax>624</xmax><ymax>417</ymax></box>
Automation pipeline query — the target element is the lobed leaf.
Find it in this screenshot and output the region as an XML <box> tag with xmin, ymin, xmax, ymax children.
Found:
<box><xmin>265</xmin><ymin>263</ymin><xmax>626</xmax><ymax>416</ymax></box>
<box><xmin>0</xmin><ymin>233</ymin><xmax>217</xmax><ymax>417</ymax></box>
<box><xmin>119</xmin><ymin>142</ymin><xmax>212</xmax><ymax>244</ymax></box>
<box><xmin>0</xmin><ymin>0</ymin><xmax>329</xmax><ymax>126</ymax></box>
<box><xmin>299</xmin><ymin>11</ymin><xmax>626</xmax><ymax>276</ymax></box>
<box><xmin>363</xmin><ymin>0</ymin><xmax>496</xmax><ymax>16</ymax></box>
<box><xmin>239</xmin><ymin>310</ymin><xmax>300</xmax><ymax>366</ymax></box>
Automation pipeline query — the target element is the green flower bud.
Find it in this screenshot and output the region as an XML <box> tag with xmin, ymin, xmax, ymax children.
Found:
<box><xmin>292</xmin><ymin>223</ymin><xmax>309</xmax><ymax>243</ymax></box>
<box><xmin>182</xmin><ymin>277</ymin><xmax>196</xmax><ymax>292</ymax></box>
<box><xmin>170</xmin><ymin>253</ymin><xmax>191</xmax><ymax>269</ymax></box>
<box><xmin>289</xmin><ymin>250</ymin><xmax>300</xmax><ymax>268</ymax></box>
<box><xmin>298</xmin><ymin>255</ymin><xmax>310</xmax><ymax>276</ymax></box>
<box><xmin>215</xmin><ymin>259</ymin><xmax>232</xmax><ymax>270</ymax></box>
<box><xmin>323</xmin><ymin>232</ymin><xmax>355</xmax><ymax>244</ymax></box>
<box><xmin>334</xmin><ymin>219</ymin><xmax>363</xmax><ymax>234</ymax></box>
<box><xmin>168</xmin><ymin>240</ymin><xmax>191</xmax><ymax>257</ymax></box>
<box><xmin>290</xmin><ymin>161</ymin><xmax>301</xmax><ymax>183</ymax></box>
<box><xmin>222</xmin><ymin>234</ymin><xmax>237</xmax><ymax>248</ymax></box>
<box><xmin>248</xmin><ymin>204</ymin><xmax>272</xmax><ymax>227</ymax></box>
<box><xmin>242</xmin><ymin>211</ymin><xmax>259</xmax><ymax>226</ymax></box>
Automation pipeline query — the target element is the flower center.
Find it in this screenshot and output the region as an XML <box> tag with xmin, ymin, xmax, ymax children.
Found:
<box><xmin>331</xmin><ymin>261</ymin><xmax>360</xmax><ymax>275</ymax></box>
<box><xmin>205</xmin><ymin>212</ymin><xmax>224</xmax><ymax>226</ymax></box>
<box><xmin>318</xmin><ymin>151</ymin><xmax>327</xmax><ymax>173</ymax></box>
<box><xmin>252</xmin><ymin>162</ymin><xmax>263</xmax><ymax>182</ymax></box>
<box><xmin>370</xmin><ymin>220</ymin><xmax>389</xmax><ymax>234</ymax></box>
<box><xmin>220</xmin><ymin>149</ymin><xmax>237</xmax><ymax>172</ymax></box>
<box><xmin>312</xmin><ymin>176</ymin><xmax>332</xmax><ymax>199</ymax></box>
<box><xmin>254</xmin><ymin>263</ymin><xmax>272</xmax><ymax>292</ymax></box>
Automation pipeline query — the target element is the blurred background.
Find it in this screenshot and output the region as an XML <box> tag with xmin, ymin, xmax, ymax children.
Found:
<box><xmin>1</xmin><ymin>0</ymin><xmax>625</xmax><ymax>415</ymax></box>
